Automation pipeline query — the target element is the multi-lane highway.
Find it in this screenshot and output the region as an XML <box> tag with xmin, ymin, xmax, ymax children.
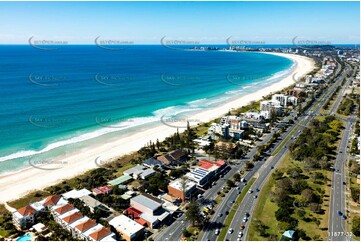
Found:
<box><xmin>154</xmin><ymin>58</ymin><xmax>352</xmax><ymax>242</ymax></box>
<box><xmin>328</xmin><ymin>115</ymin><xmax>354</xmax><ymax>241</ymax></box>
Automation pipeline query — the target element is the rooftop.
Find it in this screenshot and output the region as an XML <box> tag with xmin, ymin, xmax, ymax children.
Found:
<box><xmin>62</xmin><ymin>189</ymin><xmax>92</xmax><ymax>200</ymax></box>
<box><xmin>131</xmin><ymin>194</ymin><xmax>162</xmax><ymax>212</ymax></box>
<box><xmin>75</xmin><ymin>219</ymin><xmax>97</xmax><ymax>233</ymax></box>
<box><xmin>108</xmin><ymin>175</ymin><xmax>133</xmax><ymax>186</ymax></box>
<box><xmin>168</xmin><ymin>178</ymin><xmax>196</xmax><ymax>192</ymax></box>
<box><xmin>109</xmin><ymin>215</ymin><xmax>144</xmax><ymax>237</ymax></box>
<box><xmin>89</xmin><ymin>227</ymin><xmax>112</xmax><ymax>241</ymax></box>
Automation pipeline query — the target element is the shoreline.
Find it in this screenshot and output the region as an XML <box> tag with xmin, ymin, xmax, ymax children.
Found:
<box><xmin>0</xmin><ymin>52</ymin><xmax>315</xmax><ymax>203</ymax></box>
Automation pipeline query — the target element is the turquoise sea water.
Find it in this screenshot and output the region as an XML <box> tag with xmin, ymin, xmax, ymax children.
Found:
<box><xmin>0</xmin><ymin>45</ymin><xmax>293</xmax><ymax>174</ymax></box>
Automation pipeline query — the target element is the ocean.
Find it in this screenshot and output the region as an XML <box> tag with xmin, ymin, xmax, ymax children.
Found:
<box><xmin>0</xmin><ymin>45</ymin><xmax>294</xmax><ymax>174</ymax></box>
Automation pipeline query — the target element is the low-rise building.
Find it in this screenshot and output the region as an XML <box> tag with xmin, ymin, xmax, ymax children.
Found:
<box><xmin>109</xmin><ymin>215</ymin><xmax>145</xmax><ymax>241</ymax></box>
<box><xmin>157</xmin><ymin>149</ymin><xmax>188</xmax><ymax>166</ymax></box>
<box><xmin>12</xmin><ymin>205</ymin><xmax>38</xmax><ymax>229</ymax></box>
<box><xmin>168</xmin><ymin>178</ymin><xmax>197</xmax><ymax>201</ymax></box>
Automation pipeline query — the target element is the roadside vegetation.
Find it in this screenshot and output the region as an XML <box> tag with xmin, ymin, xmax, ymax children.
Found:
<box><xmin>249</xmin><ymin>116</ymin><xmax>344</xmax><ymax>240</ymax></box>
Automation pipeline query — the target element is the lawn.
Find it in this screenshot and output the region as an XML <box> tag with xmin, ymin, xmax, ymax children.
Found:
<box><xmin>248</xmin><ymin>152</ymin><xmax>333</xmax><ymax>241</ymax></box>
<box><xmin>217</xmin><ymin>178</ymin><xmax>256</xmax><ymax>241</ymax></box>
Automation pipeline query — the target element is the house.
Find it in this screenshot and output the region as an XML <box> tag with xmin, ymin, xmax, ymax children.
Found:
<box><xmin>12</xmin><ymin>205</ymin><xmax>38</xmax><ymax>229</ymax></box>
<box><xmin>43</xmin><ymin>195</ymin><xmax>62</xmax><ymax>208</ymax></box>
<box><xmin>88</xmin><ymin>227</ymin><xmax>115</xmax><ymax>241</ymax></box>
<box><xmin>143</xmin><ymin>158</ymin><xmax>164</xmax><ymax>169</ymax></box>
<box><xmin>79</xmin><ymin>195</ymin><xmax>104</xmax><ymax>213</ymax></box>
<box><xmin>108</xmin><ymin>175</ymin><xmax>133</xmax><ymax>186</ymax></box>
<box><xmin>79</xmin><ymin>224</ymin><xmax>116</xmax><ymax>241</ymax></box>
<box><xmin>92</xmin><ymin>186</ymin><xmax>112</xmax><ymax>196</ymax></box>
<box><xmin>109</xmin><ymin>215</ymin><xmax>145</xmax><ymax>241</ymax></box>
<box><xmin>73</xmin><ymin>219</ymin><xmax>97</xmax><ymax>240</ymax></box>
<box><xmin>168</xmin><ymin>178</ymin><xmax>197</xmax><ymax>201</ymax></box>
<box><xmin>51</xmin><ymin>203</ymin><xmax>75</xmax><ymax>223</ymax></box>
<box><xmin>123</xmin><ymin>165</ymin><xmax>156</xmax><ymax>180</ymax></box>
<box><xmin>62</xmin><ymin>189</ymin><xmax>92</xmax><ymax>200</ymax></box>
<box><xmin>60</xmin><ymin>211</ymin><xmax>84</xmax><ymax>229</ymax></box>
<box><xmin>157</xmin><ymin>149</ymin><xmax>188</xmax><ymax>166</ymax></box>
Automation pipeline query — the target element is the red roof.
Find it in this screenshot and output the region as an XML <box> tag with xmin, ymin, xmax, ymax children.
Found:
<box><xmin>92</xmin><ymin>186</ymin><xmax>112</xmax><ymax>195</ymax></box>
<box><xmin>124</xmin><ymin>207</ymin><xmax>142</xmax><ymax>219</ymax></box>
<box><xmin>62</xmin><ymin>212</ymin><xmax>83</xmax><ymax>224</ymax></box>
<box><xmin>216</xmin><ymin>160</ymin><xmax>225</xmax><ymax>166</ymax></box>
<box><xmin>199</xmin><ymin>159</ymin><xmax>225</xmax><ymax>167</ymax></box>
<box><xmin>75</xmin><ymin>219</ymin><xmax>97</xmax><ymax>232</ymax></box>
<box><xmin>89</xmin><ymin>227</ymin><xmax>111</xmax><ymax>241</ymax></box>
<box><xmin>135</xmin><ymin>217</ymin><xmax>148</xmax><ymax>226</ymax></box>
<box><xmin>54</xmin><ymin>203</ymin><xmax>74</xmax><ymax>215</ymax></box>
<box><xmin>43</xmin><ymin>195</ymin><xmax>61</xmax><ymax>206</ymax></box>
<box><xmin>17</xmin><ymin>205</ymin><xmax>36</xmax><ymax>216</ymax></box>
<box><xmin>200</xmin><ymin>163</ymin><xmax>213</xmax><ymax>170</ymax></box>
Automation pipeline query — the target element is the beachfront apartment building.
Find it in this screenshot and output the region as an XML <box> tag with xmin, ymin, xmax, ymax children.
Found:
<box><xmin>12</xmin><ymin>205</ymin><xmax>38</xmax><ymax>229</ymax></box>
<box><xmin>271</xmin><ymin>94</ymin><xmax>298</xmax><ymax>107</ymax></box>
<box><xmin>109</xmin><ymin>215</ymin><xmax>145</xmax><ymax>241</ymax></box>
<box><xmin>260</xmin><ymin>100</ymin><xmax>283</xmax><ymax>118</ymax></box>
<box><xmin>13</xmin><ymin>194</ymin><xmax>67</xmax><ymax>230</ymax></box>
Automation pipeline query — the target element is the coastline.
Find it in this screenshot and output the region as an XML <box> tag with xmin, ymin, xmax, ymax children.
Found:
<box><xmin>0</xmin><ymin>52</ymin><xmax>315</xmax><ymax>203</ymax></box>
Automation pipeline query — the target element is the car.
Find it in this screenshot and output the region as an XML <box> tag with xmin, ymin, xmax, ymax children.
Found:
<box><xmin>248</xmin><ymin>189</ymin><xmax>253</xmax><ymax>194</ymax></box>
<box><xmin>236</xmin><ymin>187</ymin><xmax>240</xmax><ymax>190</ymax></box>
<box><xmin>270</xmin><ymin>166</ymin><xmax>274</xmax><ymax>169</ymax></box>
<box><xmin>215</xmin><ymin>229</ymin><xmax>220</xmax><ymax>235</ymax></box>
<box><xmin>225</xmin><ymin>211</ymin><xmax>229</xmax><ymax>215</ymax></box>
<box><xmin>218</xmin><ymin>213</ymin><xmax>223</xmax><ymax>217</ymax></box>
<box><xmin>339</xmin><ymin>151</ymin><xmax>343</xmax><ymax>153</ymax></box>
<box><xmin>238</xmin><ymin>232</ymin><xmax>244</xmax><ymax>238</ymax></box>
<box><xmin>255</xmin><ymin>188</ymin><xmax>260</xmax><ymax>192</ymax></box>
<box><xmin>337</xmin><ymin>211</ymin><xmax>343</xmax><ymax>216</ymax></box>
<box><xmin>228</xmin><ymin>228</ymin><xmax>233</xmax><ymax>234</ymax></box>
<box><xmin>253</xmin><ymin>195</ymin><xmax>258</xmax><ymax>199</ymax></box>
<box><xmin>237</xmin><ymin>238</ymin><xmax>241</xmax><ymax>241</ymax></box>
<box><xmin>342</xmin><ymin>215</ymin><xmax>347</xmax><ymax>220</ymax></box>
<box><xmin>245</xmin><ymin>212</ymin><xmax>250</xmax><ymax>217</ymax></box>
<box><xmin>242</xmin><ymin>217</ymin><xmax>248</xmax><ymax>223</ymax></box>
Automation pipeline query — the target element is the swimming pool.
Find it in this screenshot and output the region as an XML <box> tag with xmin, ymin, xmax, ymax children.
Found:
<box><xmin>16</xmin><ymin>233</ymin><xmax>31</xmax><ymax>241</ymax></box>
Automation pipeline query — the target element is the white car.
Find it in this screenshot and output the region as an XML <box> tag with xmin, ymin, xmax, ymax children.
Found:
<box><xmin>248</xmin><ymin>189</ymin><xmax>252</xmax><ymax>194</ymax></box>
<box><xmin>215</xmin><ymin>229</ymin><xmax>220</xmax><ymax>235</ymax></box>
<box><xmin>228</xmin><ymin>228</ymin><xmax>233</xmax><ymax>234</ymax></box>
<box><xmin>238</xmin><ymin>232</ymin><xmax>244</xmax><ymax>238</ymax></box>
<box><xmin>242</xmin><ymin>217</ymin><xmax>248</xmax><ymax>223</ymax></box>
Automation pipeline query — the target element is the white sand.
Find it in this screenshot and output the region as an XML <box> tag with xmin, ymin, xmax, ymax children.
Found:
<box><xmin>0</xmin><ymin>52</ymin><xmax>315</xmax><ymax>203</ymax></box>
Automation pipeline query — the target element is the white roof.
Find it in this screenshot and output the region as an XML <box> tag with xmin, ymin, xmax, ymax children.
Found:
<box><xmin>62</xmin><ymin>189</ymin><xmax>91</xmax><ymax>199</ymax></box>
<box><xmin>101</xmin><ymin>234</ymin><xmax>117</xmax><ymax>241</ymax></box>
<box><xmin>109</xmin><ymin>215</ymin><xmax>144</xmax><ymax>237</ymax></box>
<box><xmin>168</xmin><ymin>178</ymin><xmax>196</xmax><ymax>192</ymax></box>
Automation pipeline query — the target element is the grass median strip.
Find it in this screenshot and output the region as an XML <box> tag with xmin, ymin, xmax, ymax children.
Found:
<box><xmin>217</xmin><ymin>178</ymin><xmax>256</xmax><ymax>241</ymax></box>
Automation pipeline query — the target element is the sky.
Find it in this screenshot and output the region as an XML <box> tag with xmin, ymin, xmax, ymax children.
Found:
<box><xmin>0</xmin><ymin>1</ymin><xmax>359</xmax><ymax>44</ymax></box>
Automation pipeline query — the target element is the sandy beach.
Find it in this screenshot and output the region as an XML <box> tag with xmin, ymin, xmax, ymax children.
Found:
<box><xmin>0</xmin><ymin>52</ymin><xmax>315</xmax><ymax>203</ymax></box>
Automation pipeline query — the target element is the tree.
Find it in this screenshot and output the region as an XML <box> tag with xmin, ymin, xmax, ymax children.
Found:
<box><xmin>185</xmin><ymin>200</ymin><xmax>202</xmax><ymax>226</ymax></box>
<box><xmin>233</xmin><ymin>173</ymin><xmax>241</xmax><ymax>181</ymax></box>
<box><xmin>352</xmin><ymin>216</ymin><xmax>360</xmax><ymax>236</ymax></box>
<box><xmin>226</xmin><ymin>179</ymin><xmax>234</xmax><ymax>188</ymax></box>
